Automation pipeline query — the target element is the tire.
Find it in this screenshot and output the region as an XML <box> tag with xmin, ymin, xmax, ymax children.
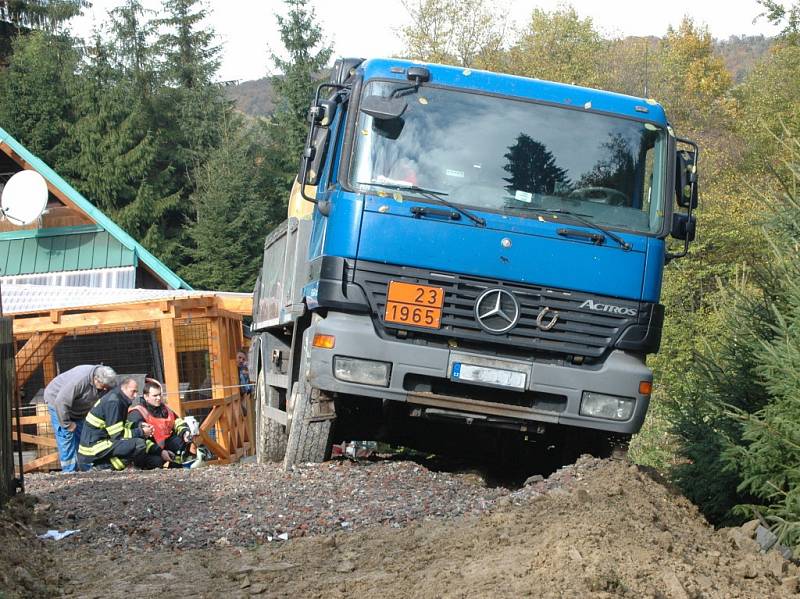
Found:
<box><xmin>283</xmin><ymin>327</ymin><xmax>335</xmax><ymax>468</ymax></box>
<box><xmin>255</xmin><ymin>369</ymin><xmax>287</xmax><ymax>463</ymax></box>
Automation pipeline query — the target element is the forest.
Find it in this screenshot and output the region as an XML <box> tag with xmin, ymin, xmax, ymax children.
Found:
<box><xmin>2</xmin><ymin>0</ymin><xmax>800</xmax><ymax>554</ymax></box>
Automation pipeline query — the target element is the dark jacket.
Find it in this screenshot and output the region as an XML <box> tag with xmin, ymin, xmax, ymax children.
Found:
<box><xmin>78</xmin><ymin>387</ymin><xmax>142</xmax><ymax>456</ymax></box>
<box><xmin>44</xmin><ymin>365</ymin><xmax>106</xmax><ymax>427</ymax></box>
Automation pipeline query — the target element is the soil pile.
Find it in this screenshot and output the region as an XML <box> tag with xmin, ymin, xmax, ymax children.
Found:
<box><xmin>0</xmin><ymin>494</ymin><xmax>64</xmax><ymax>598</ymax></box>
<box><xmin>11</xmin><ymin>456</ymin><xmax>800</xmax><ymax>598</ymax></box>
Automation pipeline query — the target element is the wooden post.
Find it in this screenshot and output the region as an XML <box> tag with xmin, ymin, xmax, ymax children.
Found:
<box><xmin>208</xmin><ymin>316</ymin><xmax>228</xmax><ymax>454</ymax></box>
<box><xmin>43</xmin><ymin>352</ymin><xmax>57</xmax><ymax>385</ymax></box>
<box><xmin>160</xmin><ymin>316</ymin><xmax>182</xmax><ymax>416</ymax></box>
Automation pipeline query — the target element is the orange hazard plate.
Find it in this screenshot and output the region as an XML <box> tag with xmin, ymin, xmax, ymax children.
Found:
<box><xmin>384</xmin><ymin>281</ymin><xmax>444</xmax><ymax>329</ymax></box>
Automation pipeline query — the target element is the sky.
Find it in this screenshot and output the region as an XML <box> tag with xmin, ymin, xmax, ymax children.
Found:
<box><xmin>71</xmin><ymin>0</ymin><xmax>785</xmax><ymax>83</ymax></box>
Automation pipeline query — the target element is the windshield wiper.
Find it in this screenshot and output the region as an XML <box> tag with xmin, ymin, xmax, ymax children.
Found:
<box><xmin>357</xmin><ymin>181</ymin><xmax>486</xmax><ymax>227</ymax></box>
<box><xmin>525</xmin><ymin>207</ymin><xmax>631</xmax><ymax>251</ymax></box>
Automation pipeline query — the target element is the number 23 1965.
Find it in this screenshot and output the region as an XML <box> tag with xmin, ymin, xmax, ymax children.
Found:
<box><xmin>384</xmin><ymin>281</ymin><xmax>444</xmax><ymax>330</ymax></box>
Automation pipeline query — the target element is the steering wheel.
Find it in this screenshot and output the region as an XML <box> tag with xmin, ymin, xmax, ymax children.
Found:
<box><xmin>568</xmin><ymin>186</ymin><xmax>629</xmax><ymax>206</ymax></box>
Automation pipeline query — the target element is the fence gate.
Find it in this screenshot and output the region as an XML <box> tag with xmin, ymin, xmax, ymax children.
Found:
<box><xmin>0</xmin><ymin>318</ymin><xmax>16</xmax><ymax>503</ymax></box>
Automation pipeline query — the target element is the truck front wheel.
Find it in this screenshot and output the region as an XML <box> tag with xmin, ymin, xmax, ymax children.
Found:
<box><xmin>283</xmin><ymin>327</ymin><xmax>335</xmax><ymax>468</ymax></box>
<box><xmin>255</xmin><ymin>369</ymin><xmax>288</xmax><ymax>463</ymax></box>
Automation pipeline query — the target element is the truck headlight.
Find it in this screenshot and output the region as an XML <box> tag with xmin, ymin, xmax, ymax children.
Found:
<box><xmin>580</xmin><ymin>392</ymin><xmax>635</xmax><ymax>421</ymax></box>
<box><xmin>333</xmin><ymin>356</ymin><xmax>391</xmax><ymax>387</ymax></box>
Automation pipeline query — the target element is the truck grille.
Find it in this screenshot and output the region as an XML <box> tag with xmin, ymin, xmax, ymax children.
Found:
<box><xmin>353</xmin><ymin>261</ymin><xmax>639</xmax><ymax>359</ymax></box>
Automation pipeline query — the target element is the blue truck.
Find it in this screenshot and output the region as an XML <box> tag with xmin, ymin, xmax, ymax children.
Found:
<box><xmin>250</xmin><ymin>57</ymin><xmax>698</xmax><ymax>468</ymax></box>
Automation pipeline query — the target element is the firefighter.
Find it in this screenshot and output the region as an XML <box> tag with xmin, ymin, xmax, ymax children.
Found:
<box><xmin>128</xmin><ymin>379</ymin><xmax>195</xmax><ymax>468</ymax></box>
<box><xmin>76</xmin><ymin>377</ymin><xmax>152</xmax><ymax>471</ymax></box>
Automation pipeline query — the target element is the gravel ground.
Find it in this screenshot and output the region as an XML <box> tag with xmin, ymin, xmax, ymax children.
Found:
<box><xmin>24</xmin><ymin>457</ymin><xmax>509</xmax><ymax>551</ymax></box>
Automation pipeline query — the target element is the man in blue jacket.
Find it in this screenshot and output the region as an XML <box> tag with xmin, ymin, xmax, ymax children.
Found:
<box><xmin>44</xmin><ymin>365</ymin><xmax>117</xmax><ymax>472</ymax></box>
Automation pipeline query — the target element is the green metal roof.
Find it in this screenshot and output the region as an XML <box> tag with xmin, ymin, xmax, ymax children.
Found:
<box><xmin>0</xmin><ymin>126</ymin><xmax>191</xmax><ymax>289</ymax></box>
<box><xmin>0</xmin><ymin>225</ymin><xmax>136</xmax><ymax>276</ymax></box>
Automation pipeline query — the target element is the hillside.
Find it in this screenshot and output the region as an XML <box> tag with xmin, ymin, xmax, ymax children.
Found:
<box><xmin>225</xmin><ymin>77</ymin><xmax>275</xmax><ymax>118</ymax></box>
<box><xmin>715</xmin><ymin>34</ymin><xmax>774</xmax><ymax>83</ymax></box>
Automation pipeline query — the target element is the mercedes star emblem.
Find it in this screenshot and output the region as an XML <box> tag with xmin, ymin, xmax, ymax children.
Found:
<box><xmin>474</xmin><ymin>288</ymin><xmax>520</xmax><ymax>334</ymax></box>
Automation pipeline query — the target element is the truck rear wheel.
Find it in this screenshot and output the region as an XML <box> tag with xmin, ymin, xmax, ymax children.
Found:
<box><xmin>283</xmin><ymin>327</ymin><xmax>335</xmax><ymax>468</ymax></box>
<box><xmin>255</xmin><ymin>370</ymin><xmax>287</xmax><ymax>463</ymax></box>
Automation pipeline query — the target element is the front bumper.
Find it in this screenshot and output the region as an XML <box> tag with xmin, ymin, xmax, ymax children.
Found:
<box><xmin>306</xmin><ymin>312</ymin><xmax>652</xmax><ymax>435</ymax></box>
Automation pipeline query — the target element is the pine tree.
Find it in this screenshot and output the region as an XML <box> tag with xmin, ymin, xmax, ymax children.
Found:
<box><xmin>0</xmin><ymin>0</ymin><xmax>88</xmax><ymax>31</ymax></box>
<box><xmin>0</xmin><ymin>29</ymin><xmax>78</xmax><ymax>167</ymax></box>
<box><xmin>155</xmin><ymin>0</ymin><xmax>229</xmax><ymax>174</ymax></box>
<box><xmin>720</xmin><ymin>135</ymin><xmax>800</xmax><ymax>554</ymax></box>
<box><xmin>103</xmin><ymin>0</ymin><xmax>186</xmax><ymax>268</ymax></box>
<box><xmin>62</xmin><ymin>33</ymin><xmax>158</xmax><ymax>214</ymax></box>
<box><xmin>178</xmin><ymin>115</ymin><xmax>276</xmax><ymax>291</ymax></box>
<box><xmin>671</xmin><ymin>133</ymin><xmax>800</xmax><ymax>554</ymax></box>
<box><xmin>502</xmin><ymin>133</ymin><xmax>568</xmax><ymax>195</ymax></box>
<box><xmin>268</xmin><ymin>0</ymin><xmax>332</xmax><ymax>182</ymax></box>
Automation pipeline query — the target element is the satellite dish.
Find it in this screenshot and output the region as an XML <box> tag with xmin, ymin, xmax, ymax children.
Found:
<box><xmin>1</xmin><ymin>170</ymin><xmax>49</xmax><ymax>226</ymax></box>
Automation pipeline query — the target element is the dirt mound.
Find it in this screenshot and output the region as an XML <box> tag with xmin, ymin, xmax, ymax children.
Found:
<box><xmin>18</xmin><ymin>457</ymin><xmax>800</xmax><ymax>597</ymax></box>
<box><xmin>0</xmin><ymin>495</ymin><xmax>64</xmax><ymax>598</ymax></box>
<box><xmin>199</xmin><ymin>457</ymin><xmax>793</xmax><ymax>599</ymax></box>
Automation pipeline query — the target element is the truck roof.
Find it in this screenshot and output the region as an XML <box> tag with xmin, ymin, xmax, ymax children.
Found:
<box><xmin>358</xmin><ymin>58</ymin><xmax>668</xmax><ymax>127</ymax></box>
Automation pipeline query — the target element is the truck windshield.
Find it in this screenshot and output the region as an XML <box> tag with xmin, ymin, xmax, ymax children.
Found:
<box><xmin>350</xmin><ymin>80</ymin><xmax>667</xmax><ymax>234</ymax></box>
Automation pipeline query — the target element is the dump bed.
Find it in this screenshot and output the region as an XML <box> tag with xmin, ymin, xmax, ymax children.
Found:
<box><xmin>252</xmin><ymin>217</ymin><xmax>312</xmax><ymax>330</ymax></box>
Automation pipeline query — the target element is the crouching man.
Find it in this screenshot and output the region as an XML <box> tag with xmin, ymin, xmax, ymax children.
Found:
<box><xmin>128</xmin><ymin>380</ymin><xmax>196</xmax><ymax>469</ymax></box>
<box><xmin>76</xmin><ymin>377</ymin><xmax>153</xmax><ymax>471</ymax></box>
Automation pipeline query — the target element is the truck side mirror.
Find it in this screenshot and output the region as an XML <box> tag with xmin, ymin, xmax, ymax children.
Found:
<box><xmin>666</xmin><ymin>138</ymin><xmax>699</xmax><ymax>263</ymax></box>
<box><xmin>670</xmin><ymin>213</ymin><xmax>696</xmax><ymax>241</ymax></box>
<box><xmin>359</xmin><ymin>95</ymin><xmax>407</xmax><ymax>120</ymax></box>
<box><xmin>675</xmin><ymin>149</ymin><xmax>698</xmax><ymax>209</ymax></box>
<box><xmin>300</xmin><ymin>126</ymin><xmax>330</xmax><ymax>186</ymax></box>
<box><xmin>298</xmin><ymin>83</ymin><xmax>346</xmax><ymax>208</ymax></box>
<box><xmin>309</xmin><ymin>99</ymin><xmax>337</xmax><ymax>126</ymax></box>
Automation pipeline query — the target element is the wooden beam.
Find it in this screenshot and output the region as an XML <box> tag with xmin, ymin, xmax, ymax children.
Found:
<box><xmin>14</xmin><ymin>415</ymin><xmax>51</xmax><ymax>425</ymax></box>
<box><xmin>12</xmin><ymin>431</ymin><xmax>57</xmax><ymax>448</ymax></box>
<box><xmin>200</xmin><ymin>404</ymin><xmax>223</xmax><ymax>430</ymax></box>
<box><xmin>160</xmin><ymin>316</ymin><xmax>182</xmax><ymax>416</ymax></box>
<box><xmin>12</xmin><ymin>307</ymin><xmax>167</xmax><ymax>336</ymax></box>
<box><xmin>181</xmin><ymin>398</ymin><xmax>216</xmax><ymax>410</ymax></box>
<box><xmin>209</xmin><ymin>318</ymin><xmax>226</xmax><ymax>403</ymax></box>
<box><xmin>198</xmin><ymin>429</ymin><xmax>229</xmax><ymax>461</ymax></box>
<box><xmin>204</xmin><ymin>307</ymin><xmax>244</xmax><ymax>323</ymax></box>
<box><xmin>15</xmin><ymin>332</ymin><xmax>64</xmax><ymax>387</ymax></box>
<box><xmin>21</xmin><ymin>452</ymin><xmax>59</xmax><ymax>473</ymax></box>
<box><xmin>22</xmin><ymin>296</ymin><xmax>214</xmax><ymax>315</ymax></box>
<box><xmin>43</xmin><ymin>352</ymin><xmax>57</xmax><ymax>385</ymax></box>
<box><xmin>215</xmin><ymin>294</ymin><xmax>253</xmax><ymax>315</ymax></box>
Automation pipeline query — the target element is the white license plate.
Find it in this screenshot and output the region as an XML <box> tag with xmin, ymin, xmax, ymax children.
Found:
<box><xmin>451</xmin><ymin>362</ymin><xmax>527</xmax><ymax>390</ymax></box>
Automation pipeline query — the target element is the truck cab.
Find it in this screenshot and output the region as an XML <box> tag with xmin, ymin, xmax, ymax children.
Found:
<box><xmin>251</xmin><ymin>58</ymin><xmax>698</xmax><ymax>467</ymax></box>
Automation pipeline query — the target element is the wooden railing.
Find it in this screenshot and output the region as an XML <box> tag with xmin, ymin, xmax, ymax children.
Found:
<box><xmin>11</xmin><ymin>412</ymin><xmax>59</xmax><ymax>474</ymax></box>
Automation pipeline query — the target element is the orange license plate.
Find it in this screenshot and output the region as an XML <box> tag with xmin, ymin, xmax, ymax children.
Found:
<box><xmin>384</xmin><ymin>281</ymin><xmax>444</xmax><ymax>329</ymax></box>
